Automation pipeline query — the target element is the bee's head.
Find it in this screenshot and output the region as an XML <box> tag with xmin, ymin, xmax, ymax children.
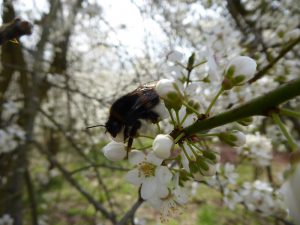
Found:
<box><xmin>105</xmin><ymin>119</ymin><xmax>122</xmax><ymax>138</ymax></box>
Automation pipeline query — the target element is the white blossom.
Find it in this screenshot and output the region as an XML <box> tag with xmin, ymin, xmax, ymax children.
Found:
<box><xmin>0</xmin><ymin>214</ymin><xmax>13</xmax><ymax>225</ymax></box>
<box><xmin>238</xmin><ymin>133</ymin><xmax>273</xmax><ymax>167</ymax></box>
<box><xmin>102</xmin><ymin>141</ymin><xmax>126</xmax><ymax>162</ymax></box>
<box><xmin>153</xmin><ymin>134</ymin><xmax>174</xmax><ymax>159</ymax></box>
<box><xmin>225</xmin><ymin>56</ymin><xmax>257</xmax><ymax>86</ymax></box>
<box><xmin>155</xmin><ymin>79</ymin><xmax>177</xmax><ymax>99</ymax></box>
<box><xmin>125</xmin><ymin>150</ymin><xmax>172</xmax><ymax>200</ymax></box>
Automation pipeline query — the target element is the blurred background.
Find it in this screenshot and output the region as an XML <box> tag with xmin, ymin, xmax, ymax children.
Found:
<box><xmin>0</xmin><ymin>0</ymin><xmax>299</xmax><ymax>224</ymax></box>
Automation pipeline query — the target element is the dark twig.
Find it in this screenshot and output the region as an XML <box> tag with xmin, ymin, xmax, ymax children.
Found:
<box><xmin>0</xmin><ymin>18</ymin><xmax>32</xmax><ymax>45</ymax></box>
<box><xmin>249</xmin><ymin>36</ymin><xmax>300</xmax><ymax>83</ymax></box>
<box><xmin>117</xmin><ymin>196</ymin><xmax>144</xmax><ymax>225</ymax></box>
<box><xmin>70</xmin><ymin>164</ymin><xmax>129</xmax><ymax>175</ymax></box>
<box><xmin>24</xmin><ymin>169</ymin><xmax>38</xmax><ymax>225</ymax></box>
<box><xmin>32</xmin><ymin>140</ymin><xmax>116</xmax><ymax>223</ymax></box>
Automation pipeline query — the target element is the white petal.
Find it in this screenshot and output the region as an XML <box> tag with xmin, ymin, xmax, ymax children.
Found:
<box><xmin>124</xmin><ymin>168</ymin><xmax>143</xmax><ymax>186</ymax></box>
<box><xmin>226</xmin><ymin>56</ymin><xmax>257</xmax><ymax>82</ymax></box>
<box><xmin>147</xmin><ymin>197</ymin><xmax>163</xmax><ymax>209</ymax></box>
<box><xmin>146</xmin><ymin>151</ymin><xmax>163</xmax><ymax>166</ymax></box>
<box><xmin>141</xmin><ymin>177</ymin><xmax>158</xmax><ymax>200</ymax></box>
<box><xmin>152</xmin><ymin>134</ymin><xmax>174</xmax><ymax>159</ymax></box>
<box><xmin>156</xmin><ymin>184</ymin><xmax>169</xmax><ymax>198</ymax></box>
<box><xmin>152</xmin><ymin>102</ymin><xmax>169</xmax><ymax>120</ymax></box>
<box><xmin>174</xmin><ymin>187</ymin><xmax>189</xmax><ymax>204</ymax></box>
<box><xmin>102</xmin><ymin>141</ymin><xmax>126</xmax><ymax>162</ymax></box>
<box><xmin>181</xmin><ymin>151</ymin><xmax>190</xmax><ymax>173</ymax></box>
<box><xmin>128</xmin><ymin>150</ymin><xmax>145</xmax><ymax>165</ymax></box>
<box><xmin>156</xmin><ymin>166</ymin><xmax>172</xmax><ymax>184</ymax></box>
<box><xmin>155</xmin><ymin>79</ymin><xmax>176</xmax><ymax>99</ymax></box>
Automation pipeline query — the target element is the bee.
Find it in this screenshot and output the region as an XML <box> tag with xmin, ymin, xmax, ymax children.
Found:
<box><xmin>88</xmin><ymin>83</ymin><xmax>163</xmax><ymax>152</ymax></box>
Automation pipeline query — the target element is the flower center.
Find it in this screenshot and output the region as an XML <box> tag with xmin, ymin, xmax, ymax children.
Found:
<box><xmin>138</xmin><ymin>162</ymin><xmax>156</xmax><ymax>177</ymax></box>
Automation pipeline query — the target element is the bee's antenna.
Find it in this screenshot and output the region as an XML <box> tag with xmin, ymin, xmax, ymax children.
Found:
<box><xmin>86</xmin><ymin>124</ymin><xmax>106</xmax><ymax>129</ymax></box>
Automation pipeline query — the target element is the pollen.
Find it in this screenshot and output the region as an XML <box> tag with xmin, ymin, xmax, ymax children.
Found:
<box><xmin>138</xmin><ymin>162</ymin><xmax>156</xmax><ymax>177</ymax></box>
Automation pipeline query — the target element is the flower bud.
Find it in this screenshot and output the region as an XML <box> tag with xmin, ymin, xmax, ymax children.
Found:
<box><xmin>219</xmin><ymin>130</ymin><xmax>246</xmax><ymax>147</ymax></box>
<box><xmin>155</xmin><ymin>79</ymin><xmax>177</xmax><ymax>99</ymax></box>
<box><xmin>223</xmin><ymin>56</ymin><xmax>257</xmax><ymax>88</ymax></box>
<box><xmin>201</xmin><ymin>162</ymin><xmax>216</xmax><ymax>177</ymax></box>
<box><xmin>102</xmin><ymin>141</ymin><xmax>126</xmax><ymax>161</ymax></box>
<box><xmin>155</xmin><ymin>79</ymin><xmax>183</xmax><ymax>110</ymax></box>
<box><xmin>153</xmin><ymin>134</ymin><xmax>174</xmax><ymax>159</ymax></box>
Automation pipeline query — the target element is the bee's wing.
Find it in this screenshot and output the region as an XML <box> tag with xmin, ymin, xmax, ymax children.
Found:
<box><xmin>128</xmin><ymin>86</ymin><xmax>159</xmax><ymax>114</ymax></box>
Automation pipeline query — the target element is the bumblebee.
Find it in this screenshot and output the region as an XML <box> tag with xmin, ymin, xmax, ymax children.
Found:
<box><xmin>104</xmin><ymin>83</ymin><xmax>161</xmax><ymax>150</ymax></box>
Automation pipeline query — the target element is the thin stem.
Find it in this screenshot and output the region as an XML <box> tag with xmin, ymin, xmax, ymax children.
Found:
<box><xmin>272</xmin><ymin>113</ymin><xmax>298</xmax><ymax>152</ymax></box>
<box><xmin>186</xmin><ymin>69</ymin><xmax>192</xmax><ymax>85</ymax></box>
<box><xmin>135</xmin><ymin>145</ymin><xmax>152</xmax><ymax>150</ymax></box>
<box><xmin>138</xmin><ymin>135</ymin><xmax>154</xmax><ymax>139</ymax></box>
<box><xmin>174</xmin><ymin>132</ymin><xmax>185</xmax><ymax>143</ymax></box>
<box><xmin>187</xmin><ymin>142</ymin><xmax>199</xmax><ymax>157</ymax></box>
<box><xmin>180</xmin><ymin>113</ymin><xmax>189</xmax><ymax>126</ymax></box>
<box><xmin>205</xmin><ymin>88</ymin><xmax>224</xmax><ymax>115</ymax></box>
<box><xmin>182</xmin><ymin>101</ymin><xmax>201</xmax><ymax>116</ymax></box>
<box><xmin>190</xmin><ymin>143</ymin><xmax>205</xmax><ymax>152</ymax></box>
<box><xmin>197</xmin><ymin>133</ymin><xmax>220</xmax><ymax>137</ymax></box>
<box><xmin>192</xmin><ymin>60</ymin><xmax>207</xmax><ymax>68</ymax></box>
<box><xmin>175</xmin><ymin>110</ymin><xmax>181</xmax><ymax>124</ymax></box>
<box><xmin>180</xmin><ymin>143</ymin><xmax>192</xmax><ymax>161</ymax></box>
<box><xmin>280</xmin><ymin>108</ymin><xmax>300</xmax><ymax>119</ymax></box>
<box><xmin>156</xmin><ymin>123</ymin><xmax>161</xmax><ymax>133</ymax></box>
<box><xmin>176</xmin><ymin>62</ymin><xmax>187</xmax><ymax>69</ymax></box>
<box><xmin>168</xmin><ymin>108</ymin><xmax>177</xmax><ymax>125</ymax></box>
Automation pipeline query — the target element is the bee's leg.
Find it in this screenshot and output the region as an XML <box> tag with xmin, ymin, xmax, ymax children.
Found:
<box><xmin>126</xmin><ymin>136</ymin><xmax>134</xmax><ymax>159</ymax></box>
<box><xmin>126</xmin><ymin>121</ymin><xmax>141</xmax><ymax>158</ymax></box>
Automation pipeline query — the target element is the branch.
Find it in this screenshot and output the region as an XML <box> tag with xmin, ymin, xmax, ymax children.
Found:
<box><xmin>0</xmin><ymin>18</ymin><xmax>32</xmax><ymax>45</ymax></box>
<box><xmin>184</xmin><ymin>78</ymin><xmax>300</xmax><ymax>135</ymax></box>
<box><xmin>24</xmin><ymin>169</ymin><xmax>38</xmax><ymax>225</ymax></box>
<box><xmin>117</xmin><ymin>197</ymin><xmax>144</xmax><ymax>225</ymax></box>
<box><xmin>249</xmin><ymin>36</ymin><xmax>300</xmax><ymax>83</ymax></box>
<box><xmin>32</xmin><ymin>141</ymin><xmax>116</xmax><ymax>223</ymax></box>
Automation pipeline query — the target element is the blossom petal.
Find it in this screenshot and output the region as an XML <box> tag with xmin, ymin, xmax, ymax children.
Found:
<box><xmin>156</xmin><ymin>166</ymin><xmax>172</xmax><ymax>184</ymax></box>
<box><xmin>124</xmin><ymin>168</ymin><xmax>143</xmax><ymax>186</ymax></box>
<box><xmin>128</xmin><ymin>150</ymin><xmax>145</xmax><ymax>165</ymax></box>
<box><xmin>141</xmin><ymin>177</ymin><xmax>157</xmax><ymax>200</ymax></box>
<box><xmin>156</xmin><ymin>184</ymin><xmax>169</xmax><ymax>198</ymax></box>
<box><xmin>174</xmin><ymin>187</ymin><xmax>189</xmax><ymax>204</ymax></box>
<box><xmin>147</xmin><ymin>152</ymin><xmax>163</xmax><ymax>165</ymax></box>
<box><xmin>147</xmin><ymin>197</ymin><xmax>163</xmax><ymax>209</ymax></box>
<box><xmin>181</xmin><ymin>151</ymin><xmax>190</xmax><ymax>173</ymax></box>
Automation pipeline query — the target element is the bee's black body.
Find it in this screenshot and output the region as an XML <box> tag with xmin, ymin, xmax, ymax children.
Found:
<box><xmin>105</xmin><ymin>84</ymin><xmax>160</xmax><ymax>149</ymax></box>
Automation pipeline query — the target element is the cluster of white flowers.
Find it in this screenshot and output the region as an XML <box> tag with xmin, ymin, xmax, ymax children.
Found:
<box><xmin>100</xmin><ymin>50</ymin><xmax>260</xmax><ymax>218</ymax></box>
<box><xmin>2</xmin><ymin>100</ymin><xmax>21</xmax><ymax>121</ymax></box>
<box><xmin>206</xmin><ymin>164</ymin><xmax>286</xmax><ymax>217</ymax></box>
<box><xmin>223</xmin><ymin>180</ymin><xmax>285</xmax><ymax>217</ymax></box>
<box><xmin>0</xmin><ymin>214</ymin><xmax>13</xmax><ymax>225</ymax></box>
<box><xmin>238</xmin><ymin>133</ymin><xmax>273</xmax><ymax>167</ymax></box>
<box><xmin>0</xmin><ymin>125</ymin><xmax>26</xmax><ymax>154</ymax></box>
